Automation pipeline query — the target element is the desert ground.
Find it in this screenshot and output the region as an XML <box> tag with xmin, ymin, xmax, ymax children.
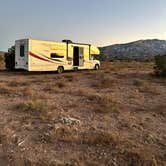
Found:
<box><xmin>0</xmin><ymin>61</ymin><xmax>165</xmax><ymax>166</ymax></box>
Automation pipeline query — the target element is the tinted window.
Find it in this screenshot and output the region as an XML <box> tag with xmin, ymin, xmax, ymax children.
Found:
<box><xmin>20</xmin><ymin>45</ymin><xmax>24</xmax><ymax>57</ymax></box>
<box><xmin>51</xmin><ymin>53</ymin><xmax>64</xmax><ymax>58</ymax></box>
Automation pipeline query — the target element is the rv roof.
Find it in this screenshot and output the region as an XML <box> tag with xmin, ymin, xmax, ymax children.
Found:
<box><xmin>16</xmin><ymin>38</ymin><xmax>91</xmax><ymax>46</ymax></box>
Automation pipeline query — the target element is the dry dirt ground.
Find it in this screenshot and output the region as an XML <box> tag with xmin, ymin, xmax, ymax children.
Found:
<box><xmin>0</xmin><ymin>62</ymin><xmax>165</xmax><ymax>166</ymax></box>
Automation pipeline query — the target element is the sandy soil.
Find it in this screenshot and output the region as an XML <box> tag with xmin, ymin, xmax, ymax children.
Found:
<box><xmin>0</xmin><ymin>61</ymin><xmax>165</xmax><ymax>166</ymax></box>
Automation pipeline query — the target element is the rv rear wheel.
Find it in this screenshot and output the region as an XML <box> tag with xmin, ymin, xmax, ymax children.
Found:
<box><xmin>73</xmin><ymin>67</ymin><xmax>78</xmax><ymax>72</ymax></box>
<box><xmin>57</xmin><ymin>66</ymin><xmax>64</xmax><ymax>74</ymax></box>
<box><xmin>94</xmin><ymin>64</ymin><xmax>100</xmax><ymax>70</ymax></box>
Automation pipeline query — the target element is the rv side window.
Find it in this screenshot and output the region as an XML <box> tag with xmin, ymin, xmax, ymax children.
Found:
<box><xmin>51</xmin><ymin>53</ymin><xmax>64</xmax><ymax>58</ymax></box>
<box><xmin>20</xmin><ymin>45</ymin><xmax>25</xmax><ymax>57</ymax></box>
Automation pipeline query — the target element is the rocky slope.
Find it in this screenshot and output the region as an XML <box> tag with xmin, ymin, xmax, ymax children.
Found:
<box><xmin>99</xmin><ymin>39</ymin><xmax>166</xmax><ymax>61</ymax></box>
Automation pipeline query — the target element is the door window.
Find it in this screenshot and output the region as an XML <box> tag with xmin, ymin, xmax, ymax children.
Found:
<box><xmin>20</xmin><ymin>45</ymin><xmax>25</xmax><ymax>57</ymax></box>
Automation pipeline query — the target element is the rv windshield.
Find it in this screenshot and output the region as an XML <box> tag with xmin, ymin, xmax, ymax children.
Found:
<box><xmin>91</xmin><ymin>55</ymin><xmax>97</xmax><ymax>60</ymax></box>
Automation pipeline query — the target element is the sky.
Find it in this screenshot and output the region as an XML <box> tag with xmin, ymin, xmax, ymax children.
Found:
<box><xmin>0</xmin><ymin>0</ymin><xmax>166</xmax><ymax>51</ymax></box>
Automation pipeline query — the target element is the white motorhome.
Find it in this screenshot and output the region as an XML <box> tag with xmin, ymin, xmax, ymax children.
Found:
<box><xmin>15</xmin><ymin>39</ymin><xmax>100</xmax><ymax>73</ymax></box>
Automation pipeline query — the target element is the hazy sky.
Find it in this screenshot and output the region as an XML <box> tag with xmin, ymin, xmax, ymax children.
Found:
<box><xmin>0</xmin><ymin>0</ymin><xmax>166</xmax><ymax>50</ymax></box>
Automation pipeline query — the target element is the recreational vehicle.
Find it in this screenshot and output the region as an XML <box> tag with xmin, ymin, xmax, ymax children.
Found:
<box><xmin>15</xmin><ymin>39</ymin><xmax>100</xmax><ymax>73</ymax></box>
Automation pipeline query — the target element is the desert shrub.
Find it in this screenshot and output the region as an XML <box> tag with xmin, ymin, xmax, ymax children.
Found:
<box><xmin>82</xmin><ymin>129</ymin><xmax>119</xmax><ymax>147</ymax></box>
<box><xmin>138</xmin><ymin>84</ymin><xmax>160</xmax><ymax>95</ymax></box>
<box><xmin>8</xmin><ymin>81</ymin><xmax>29</xmax><ymax>87</ymax></box>
<box><xmin>5</xmin><ymin>46</ymin><xmax>15</xmax><ymax>70</ymax></box>
<box><xmin>43</xmin><ymin>85</ymin><xmax>60</xmax><ymax>93</ymax></box>
<box><xmin>57</xmin><ymin>81</ymin><xmax>66</xmax><ymax>88</ymax></box>
<box><xmin>77</xmin><ymin>89</ymin><xmax>118</xmax><ymax>113</ymax></box>
<box><xmin>16</xmin><ymin>100</ymin><xmax>48</xmax><ymax>118</ymax></box>
<box><xmin>93</xmin><ymin>74</ymin><xmax>118</xmax><ymax>88</ymax></box>
<box><xmin>119</xmin><ymin>149</ymin><xmax>157</xmax><ymax>166</ymax></box>
<box><xmin>38</xmin><ymin>126</ymin><xmax>78</xmax><ymax>143</ymax></box>
<box><xmin>64</xmin><ymin>75</ymin><xmax>76</xmax><ymax>82</ymax></box>
<box><xmin>87</xmin><ymin>93</ymin><xmax>118</xmax><ymax>113</ymax></box>
<box><xmin>23</xmin><ymin>87</ymin><xmax>37</xmax><ymax>98</ymax></box>
<box><xmin>154</xmin><ymin>55</ymin><xmax>166</xmax><ymax>77</ymax></box>
<box><xmin>133</xmin><ymin>79</ymin><xmax>145</xmax><ymax>87</ymax></box>
<box><xmin>89</xmin><ymin>94</ymin><xmax>110</xmax><ymax>113</ymax></box>
<box><xmin>100</xmin><ymin>75</ymin><xmax>117</xmax><ymax>88</ymax></box>
<box><xmin>0</xmin><ymin>85</ymin><xmax>16</xmax><ymax>94</ymax></box>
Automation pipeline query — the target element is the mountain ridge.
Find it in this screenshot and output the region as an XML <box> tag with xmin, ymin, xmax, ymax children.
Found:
<box><xmin>99</xmin><ymin>39</ymin><xmax>166</xmax><ymax>61</ymax></box>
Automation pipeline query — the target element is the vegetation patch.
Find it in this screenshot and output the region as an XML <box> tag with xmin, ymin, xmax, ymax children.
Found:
<box><xmin>64</xmin><ymin>75</ymin><xmax>76</xmax><ymax>82</ymax></box>
<box><xmin>16</xmin><ymin>100</ymin><xmax>49</xmax><ymax>118</ymax></box>
<box><xmin>23</xmin><ymin>87</ymin><xmax>47</xmax><ymax>100</ymax></box>
<box><xmin>82</xmin><ymin>130</ymin><xmax>119</xmax><ymax>147</ymax></box>
<box><xmin>38</xmin><ymin>126</ymin><xmax>79</xmax><ymax>143</ymax></box>
<box><xmin>154</xmin><ymin>55</ymin><xmax>166</xmax><ymax>77</ymax></box>
<box><xmin>133</xmin><ymin>79</ymin><xmax>145</xmax><ymax>87</ymax></box>
<box><xmin>93</xmin><ymin>74</ymin><xmax>118</xmax><ymax>88</ymax></box>
<box><xmin>0</xmin><ymin>85</ymin><xmax>16</xmax><ymax>95</ymax></box>
<box><xmin>8</xmin><ymin>81</ymin><xmax>29</xmax><ymax>87</ymax></box>
<box><xmin>138</xmin><ymin>84</ymin><xmax>160</xmax><ymax>95</ymax></box>
<box><xmin>88</xmin><ymin>93</ymin><xmax>118</xmax><ymax>113</ymax></box>
<box><xmin>119</xmin><ymin>149</ymin><xmax>157</xmax><ymax>166</ymax></box>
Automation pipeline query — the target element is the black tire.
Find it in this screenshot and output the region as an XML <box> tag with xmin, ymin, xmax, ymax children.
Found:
<box><xmin>73</xmin><ymin>67</ymin><xmax>78</xmax><ymax>72</ymax></box>
<box><xmin>94</xmin><ymin>64</ymin><xmax>100</xmax><ymax>70</ymax></box>
<box><xmin>57</xmin><ymin>66</ymin><xmax>64</xmax><ymax>74</ymax></box>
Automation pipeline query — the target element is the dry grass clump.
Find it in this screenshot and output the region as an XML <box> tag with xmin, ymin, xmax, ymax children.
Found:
<box><xmin>119</xmin><ymin>149</ymin><xmax>157</xmax><ymax>166</ymax></box>
<box><xmin>0</xmin><ymin>84</ymin><xmax>16</xmax><ymax>95</ymax></box>
<box><xmin>138</xmin><ymin>84</ymin><xmax>160</xmax><ymax>95</ymax></box>
<box><xmin>56</xmin><ymin>81</ymin><xmax>66</xmax><ymax>88</ymax></box>
<box><xmin>43</xmin><ymin>85</ymin><xmax>60</xmax><ymax>93</ymax></box>
<box><xmin>132</xmin><ymin>79</ymin><xmax>160</xmax><ymax>95</ymax></box>
<box><xmin>0</xmin><ymin>126</ymin><xmax>14</xmax><ymax>145</ymax></box>
<box><xmin>88</xmin><ymin>93</ymin><xmax>118</xmax><ymax>113</ymax></box>
<box><xmin>23</xmin><ymin>87</ymin><xmax>47</xmax><ymax>100</ymax></box>
<box><xmin>23</xmin><ymin>87</ymin><xmax>36</xmax><ymax>97</ymax></box>
<box><xmin>138</xmin><ymin>104</ymin><xmax>166</xmax><ymax>117</ymax></box>
<box><xmin>8</xmin><ymin>81</ymin><xmax>29</xmax><ymax>87</ymax></box>
<box><xmin>133</xmin><ymin>79</ymin><xmax>145</xmax><ymax>87</ymax></box>
<box><xmin>15</xmin><ymin>100</ymin><xmax>49</xmax><ymax>118</ymax></box>
<box><xmin>64</xmin><ymin>75</ymin><xmax>76</xmax><ymax>82</ymax></box>
<box><xmin>43</xmin><ymin>81</ymin><xmax>66</xmax><ymax>93</ymax></box>
<box><xmin>77</xmin><ymin>89</ymin><xmax>118</xmax><ymax>113</ymax></box>
<box><xmin>101</xmin><ymin>75</ymin><xmax>118</xmax><ymax>88</ymax></box>
<box><xmin>55</xmin><ymin>78</ymin><xmax>67</xmax><ymax>88</ymax></box>
<box><xmin>38</xmin><ymin>126</ymin><xmax>79</xmax><ymax>143</ymax></box>
<box><xmin>93</xmin><ymin>74</ymin><xmax>118</xmax><ymax>88</ymax></box>
<box><xmin>82</xmin><ymin>129</ymin><xmax>119</xmax><ymax>147</ymax></box>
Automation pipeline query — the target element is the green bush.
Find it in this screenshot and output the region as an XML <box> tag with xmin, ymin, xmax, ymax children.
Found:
<box><xmin>154</xmin><ymin>55</ymin><xmax>166</xmax><ymax>77</ymax></box>
<box><xmin>5</xmin><ymin>46</ymin><xmax>15</xmax><ymax>70</ymax></box>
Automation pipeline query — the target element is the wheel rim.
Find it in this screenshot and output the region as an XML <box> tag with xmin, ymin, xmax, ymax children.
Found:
<box><xmin>95</xmin><ymin>65</ymin><xmax>99</xmax><ymax>70</ymax></box>
<box><xmin>58</xmin><ymin>67</ymin><xmax>63</xmax><ymax>73</ymax></box>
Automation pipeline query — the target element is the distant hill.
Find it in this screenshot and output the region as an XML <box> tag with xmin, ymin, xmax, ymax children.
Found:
<box><xmin>99</xmin><ymin>39</ymin><xmax>166</xmax><ymax>61</ymax></box>
<box><xmin>0</xmin><ymin>51</ymin><xmax>5</xmax><ymax>56</ymax></box>
<box><xmin>0</xmin><ymin>51</ymin><xmax>6</xmax><ymax>64</ymax></box>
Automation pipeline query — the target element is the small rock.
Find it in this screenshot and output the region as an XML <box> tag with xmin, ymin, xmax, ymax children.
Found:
<box><xmin>56</xmin><ymin>117</ymin><xmax>81</xmax><ymax>126</ymax></box>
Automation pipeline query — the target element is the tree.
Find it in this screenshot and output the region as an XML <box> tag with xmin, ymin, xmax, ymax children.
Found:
<box><xmin>154</xmin><ymin>54</ymin><xmax>166</xmax><ymax>77</ymax></box>
<box><xmin>5</xmin><ymin>46</ymin><xmax>15</xmax><ymax>70</ymax></box>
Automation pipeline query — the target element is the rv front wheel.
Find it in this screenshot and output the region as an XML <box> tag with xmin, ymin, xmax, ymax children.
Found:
<box><xmin>94</xmin><ymin>64</ymin><xmax>100</xmax><ymax>70</ymax></box>
<box><xmin>57</xmin><ymin>66</ymin><xmax>64</xmax><ymax>74</ymax></box>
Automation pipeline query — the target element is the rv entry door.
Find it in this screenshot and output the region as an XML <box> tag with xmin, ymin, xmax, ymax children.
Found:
<box><xmin>79</xmin><ymin>47</ymin><xmax>84</xmax><ymax>66</ymax></box>
<box><xmin>73</xmin><ymin>47</ymin><xmax>84</xmax><ymax>66</ymax></box>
